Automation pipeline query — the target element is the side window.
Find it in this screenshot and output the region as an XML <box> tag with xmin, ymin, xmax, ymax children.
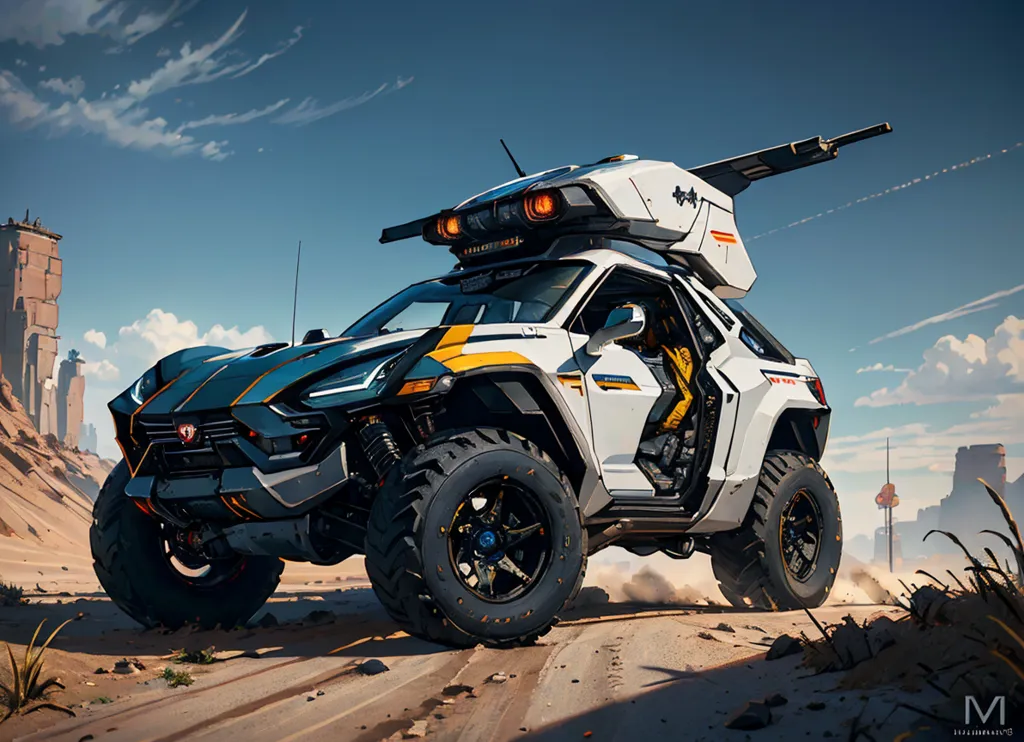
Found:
<box><xmin>570</xmin><ymin>269</ymin><xmax>695</xmax><ymax>351</ymax></box>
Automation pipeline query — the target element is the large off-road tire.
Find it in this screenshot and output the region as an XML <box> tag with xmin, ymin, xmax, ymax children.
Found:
<box><xmin>90</xmin><ymin>461</ymin><xmax>285</xmax><ymax>629</ymax></box>
<box><xmin>709</xmin><ymin>451</ymin><xmax>842</xmax><ymax>611</ymax></box>
<box><xmin>364</xmin><ymin>428</ymin><xmax>586</xmax><ymax>648</ymax></box>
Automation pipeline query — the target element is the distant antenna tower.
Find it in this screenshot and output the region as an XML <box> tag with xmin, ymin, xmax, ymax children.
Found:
<box><xmin>290</xmin><ymin>240</ymin><xmax>302</xmax><ymax>346</ymax></box>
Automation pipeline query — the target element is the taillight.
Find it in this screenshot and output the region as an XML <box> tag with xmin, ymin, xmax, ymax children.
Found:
<box><xmin>808</xmin><ymin>377</ymin><xmax>827</xmax><ymax>406</ymax></box>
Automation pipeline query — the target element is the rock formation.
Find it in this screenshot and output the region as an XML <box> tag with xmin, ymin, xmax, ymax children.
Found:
<box><xmin>80</xmin><ymin>421</ymin><xmax>98</xmax><ymax>454</ymax></box>
<box><xmin>0</xmin><ymin>211</ymin><xmax>85</xmax><ymax>447</ymax></box>
<box><xmin>888</xmin><ymin>444</ymin><xmax>1017</xmax><ymax>560</ymax></box>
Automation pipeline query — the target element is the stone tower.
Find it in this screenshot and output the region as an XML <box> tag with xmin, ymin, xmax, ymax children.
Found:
<box><xmin>57</xmin><ymin>349</ymin><xmax>85</xmax><ymax>447</ymax></box>
<box><xmin>0</xmin><ymin>211</ymin><xmax>80</xmax><ymax>439</ymax></box>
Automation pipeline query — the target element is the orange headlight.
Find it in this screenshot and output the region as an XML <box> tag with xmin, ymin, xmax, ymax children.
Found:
<box><xmin>523</xmin><ymin>190</ymin><xmax>561</xmax><ymax>222</ymax></box>
<box><xmin>437</xmin><ymin>214</ymin><xmax>462</xmax><ymax>240</ymax></box>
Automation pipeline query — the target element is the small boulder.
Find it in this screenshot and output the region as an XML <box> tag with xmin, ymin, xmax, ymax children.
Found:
<box><xmin>724</xmin><ymin>701</ymin><xmax>772</xmax><ymax>730</ymax></box>
<box><xmin>765</xmin><ymin>635</ymin><xmax>803</xmax><ymax>661</ymax></box>
<box><xmin>763</xmin><ymin>693</ymin><xmax>788</xmax><ymax>708</ymax></box>
<box><xmin>358</xmin><ymin>659</ymin><xmax>390</xmax><ymax>676</ymax></box>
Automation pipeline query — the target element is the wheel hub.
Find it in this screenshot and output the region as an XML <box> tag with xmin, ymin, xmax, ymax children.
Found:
<box><xmin>780</xmin><ymin>489</ymin><xmax>823</xmax><ymax>583</ymax></box>
<box><xmin>447</xmin><ymin>479</ymin><xmax>551</xmax><ymax>603</ymax></box>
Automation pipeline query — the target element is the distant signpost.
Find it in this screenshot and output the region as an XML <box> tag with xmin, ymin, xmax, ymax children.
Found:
<box><xmin>876</xmin><ymin>439</ymin><xmax>899</xmax><ymax>572</ymax></box>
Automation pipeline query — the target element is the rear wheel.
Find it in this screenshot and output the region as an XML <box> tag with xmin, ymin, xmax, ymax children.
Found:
<box><xmin>90</xmin><ymin>462</ymin><xmax>284</xmax><ymax>629</ymax></box>
<box><xmin>364</xmin><ymin>428</ymin><xmax>586</xmax><ymax>648</ymax></box>
<box><xmin>709</xmin><ymin>451</ymin><xmax>842</xmax><ymax>610</ymax></box>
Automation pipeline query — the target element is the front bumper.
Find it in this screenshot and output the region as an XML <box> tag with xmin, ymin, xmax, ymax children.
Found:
<box><xmin>125</xmin><ymin>441</ymin><xmax>350</xmax><ymax>521</ymax></box>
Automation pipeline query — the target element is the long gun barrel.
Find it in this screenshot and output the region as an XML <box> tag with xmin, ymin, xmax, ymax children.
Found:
<box><xmin>689</xmin><ymin>122</ymin><xmax>893</xmax><ymax>197</ymax></box>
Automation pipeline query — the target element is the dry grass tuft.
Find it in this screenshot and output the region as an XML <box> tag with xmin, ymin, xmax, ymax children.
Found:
<box><xmin>0</xmin><ymin>618</ymin><xmax>75</xmax><ymax>723</ymax></box>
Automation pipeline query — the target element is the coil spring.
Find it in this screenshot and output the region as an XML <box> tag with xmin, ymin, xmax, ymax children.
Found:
<box><xmin>358</xmin><ymin>420</ymin><xmax>402</xmax><ymax>482</ymax></box>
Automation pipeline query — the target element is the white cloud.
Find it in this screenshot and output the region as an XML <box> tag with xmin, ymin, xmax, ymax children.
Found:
<box><xmin>156</xmin><ymin>47</ymin><xmax>172</xmax><ymax>58</ymax></box>
<box><xmin>38</xmin><ymin>65</ymin><xmax>46</xmax><ymax>72</ymax></box>
<box><xmin>867</xmin><ymin>283</ymin><xmax>1024</xmax><ymax>346</ymax></box>
<box><xmin>231</xmin><ymin>25</ymin><xmax>304</xmax><ymax>79</ymax></box>
<box><xmin>175</xmin><ymin>99</ymin><xmax>289</xmax><ymax>132</ymax></box>
<box><xmin>115</xmin><ymin>308</ymin><xmax>273</xmax><ymax>365</ymax></box>
<box><xmin>823</xmin><ymin>412</ymin><xmax>1024</xmax><ymax>476</ymax></box>
<box><xmin>81</xmin><ymin>359</ymin><xmax>120</xmax><ymax>382</ymax></box>
<box><xmin>14</xmin><ymin>59</ymin><xmax>28</xmax><ymax>68</ymax></box>
<box><xmin>39</xmin><ymin>75</ymin><xmax>85</xmax><ymax>97</ymax></box>
<box><xmin>83</xmin><ymin>328</ymin><xmax>107</xmax><ymax>349</ymax></box>
<box><xmin>855</xmin><ymin>315</ymin><xmax>1024</xmax><ymax>407</ymax></box>
<box><xmin>0</xmin><ymin>11</ymin><xmax>307</xmax><ymax>161</ymax></box>
<box><xmin>856</xmin><ymin>362</ymin><xmax>911</xmax><ymax>374</ymax></box>
<box><xmin>273</xmin><ymin>76</ymin><xmax>414</xmax><ymax>126</ymax></box>
<box><xmin>0</xmin><ymin>0</ymin><xmax>199</xmax><ymax>49</ymax></box>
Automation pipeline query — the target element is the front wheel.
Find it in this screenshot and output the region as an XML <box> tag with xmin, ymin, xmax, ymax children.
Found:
<box><xmin>90</xmin><ymin>462</ymin><xmax>285</xmax><ymax>629</ymax></box>
<box><xmin>709</xmin><ymin>451</ymin><xmax>842</xmax><ymax>610</ymax></box>
<box><xmin>364</xmin><ymin>428</ymin><xmax>586</xmax><ymax>648</ymax></box>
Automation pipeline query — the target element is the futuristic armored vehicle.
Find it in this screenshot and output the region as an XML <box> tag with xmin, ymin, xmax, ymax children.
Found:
<box><xmin>92</xmin><ymin>123</ymin><xmax>891</xmax><ymax>647</ymax></box>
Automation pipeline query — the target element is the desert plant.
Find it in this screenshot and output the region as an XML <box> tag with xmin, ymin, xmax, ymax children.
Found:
<box><xmin>162</xmin><ymin>666</ymin><xmax>195</xmax><ymax>687</ymax></box>
<box><xmin>0</xmin><ymin>618</ymin><xmax>74</xmax><ymax>723</ymax></box>
<box><xmin>172</xmin><ymin>646</ymin><xmax>216</xmax><ymax>665</ymax></box>
<box><xmin>0</xmin><ymin>580</ymin><xmax>27</xmax><ymax>607</ymax></box>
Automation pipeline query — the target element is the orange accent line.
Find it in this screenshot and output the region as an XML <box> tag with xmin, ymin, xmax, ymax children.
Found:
<box><xmin>231</xmin><ymin>495</ymin><xmax>262</xmax><ymax>519</ymax></box>
<box><xmin>221</xmin><ymin>496</ymin><xmax>245</xmax><ymax>518</ymax></box>
<box><xmin>130</xmin><ymin>371</ymin><xmax>186</xmax><ymax>444</ymax></box>
<box><xmin>231</xmin><ymin>355</ymin><xmax>306</xmax><ymax>406</ymax></box>
<box><xmin>174</xmin><ymin>364</ymin><xmax>230</xmax><ymax>412</ymax></box>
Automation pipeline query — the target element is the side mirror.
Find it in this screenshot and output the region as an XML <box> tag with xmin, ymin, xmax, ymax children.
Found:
<box><xmin>302</xmin><ymin>328</ymin><xmax>330</xmax><ymax>344</ymax></box>
<box><xmin>586</xmin><ymin>304</ymin><xmax>646</xmax><ymax>356</ymax></box>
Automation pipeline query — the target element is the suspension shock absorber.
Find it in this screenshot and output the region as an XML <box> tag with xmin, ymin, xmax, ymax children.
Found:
<box><xmin>358</xmin><ymin>416</ymin><xmax>402</xmax><ymax>483</ymax></box>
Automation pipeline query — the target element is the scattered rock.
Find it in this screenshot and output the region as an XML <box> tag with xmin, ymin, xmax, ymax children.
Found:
<box><xmin>403</xmin><ymin>719</ymin><xmax>428</xmax><ymax>738</ymax></box>
<box><xmin>94</xmin><ymin>667</ymin><xmax>108</xmax><ymax>675</ymax></box>
<box><xmin>303</xmin><ymin>609</ymin><xmax>334</xmax><ymax>625</ymax></box>
<box><xmin>358</xmin><ymin>659</ymin><xmax>390</xmax><ymax>676</ymax></box>
<box><xmin>806</xmin><ymin>701</ymin><xmax>826</xmax><ymax>711</ymax></box>
<box><xmin>571</xmin><ymin>678</ymin><xmax>580</xmax><ymax>684</ymax></box>
<box><xmin>61</xmin><ymin>565</ymin><xmax>69</xmax><ymax>571</ymax></box>
<box><xmin>316</xmin><ymin>690</ymin><xmax>325</xmax><ymax>697</ymax></box>
<box><xmin>254</xmin><ymin>612</ymin><xmax>278</xmax><ymax>628</ymax></box>
<box><xmin>697</xmin><ymin>631</ymin><xmax>718</xmax><ymax>641</ymax></box>
<box><xmin>488</xmin><ymin>672</ymin><xmax>508</xmax><ymax>684</ymax></box>
<box><xmin>825</xmin><ymin>615</ymin><xmax>898</xmax><ymax>670</ymax></box>
<box><xmin>112</xmin><ymin>659</ymin><xmax>139</xmax><ymax>675</ymax></box>
<box><xmin>763</xmin><ymin>693</ymin><xmax>788</xmax><ymax>708</ymax></box>
<box><xmin>765</xmin><ymin>635</ymin><xmax>803</xmax><ymax>661</ymax></box>
<box><xmin>745</xmin><ymin>624</ymin><xmax>766</xmax><ymax>633</ymax></box>
<box><xmin>715</xmin><ymin>622</ymin><xmax>736</xmax><ymax>633</ymax></box>
<box><xmin>725</xmin><ymin>701</ymin><xmax>772</xmax><ymax>730</ymax></box>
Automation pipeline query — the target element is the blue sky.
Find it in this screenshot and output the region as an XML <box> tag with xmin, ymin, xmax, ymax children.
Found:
<box><xmin>0</xmin><ymin>0</ymin><xmax>1021</xmax><ymax>539</ymax></box>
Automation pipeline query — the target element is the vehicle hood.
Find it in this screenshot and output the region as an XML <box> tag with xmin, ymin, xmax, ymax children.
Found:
<box><xmin>137</xmin><ymin>329</ymin><xmax>430</xmax><ymax>416</ymax></box>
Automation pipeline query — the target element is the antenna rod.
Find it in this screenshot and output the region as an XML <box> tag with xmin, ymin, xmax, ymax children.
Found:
<box><xmin>290</xmin><ymin>240</ymin><xmax>302</xmax><ymax>346</ymax></box>
<box><xmin>886</xmin><ymin>437</ymin><xmax>890</xmax><ymax>484</ymax></box>
<box><xmin>500</xmin><ymin>139</ymin><xmax>527</xmax><ymax>178</ymax></box>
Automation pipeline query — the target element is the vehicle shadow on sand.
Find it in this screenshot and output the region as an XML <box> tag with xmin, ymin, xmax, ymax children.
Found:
<box><xmin>0</xmin><ymin>585</ymin><xmax>771</xmax><ymax>665</ymax></box>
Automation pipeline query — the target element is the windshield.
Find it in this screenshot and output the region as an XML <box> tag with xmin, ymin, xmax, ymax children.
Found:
<box><xmin>343</xmin><ymin>261</ymin><xmax>593</xmax><ymax>337</ymax></box>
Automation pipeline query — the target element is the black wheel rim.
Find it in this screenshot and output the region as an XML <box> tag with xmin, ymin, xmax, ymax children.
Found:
<box><xmin>160</xmin><ymin>524</ymin><xmax>244</xmax><ymax>587</ymax></box>
<box><xmin>780</xmin><ymin>489</ymin><xmax>823</xmax><ymax>583</ymax></box>
<box><xmin>446</xmin><ymin>477</ymin><xmax>551</xmax><ymax>603</ymax></box>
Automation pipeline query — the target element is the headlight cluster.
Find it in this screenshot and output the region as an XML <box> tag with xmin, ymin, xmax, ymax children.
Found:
<box><xmin>129</xmin><ymin>367</ymin><xmax>159</xmax><ymax>406</ymax></box>
<box><xmin>303</xmin><ymin>352</ymin><xmax>404</xmax><ymax>407</ymax></box>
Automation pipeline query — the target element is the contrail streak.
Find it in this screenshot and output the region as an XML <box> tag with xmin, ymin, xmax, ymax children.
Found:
<box><xmin>747</xmin><ymin>141</ymin><xmax>1023</xmax><ymax>242</ymax></box>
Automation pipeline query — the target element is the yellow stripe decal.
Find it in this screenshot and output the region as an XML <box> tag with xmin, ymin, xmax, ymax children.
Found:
<box><xmin>426</xmin><ymin>325</ymin><xmax>475</xmax><ymax>363</ymax></box>
<box><xmin>442</xmin><ymin>351</ymin><xmax>531</xmax><ymax>373</ymax></box>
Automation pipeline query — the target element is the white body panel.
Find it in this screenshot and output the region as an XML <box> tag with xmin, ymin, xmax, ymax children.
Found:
<box><xmin>541</xmin><ymin>160</ymin><xmax>757</xmax><ymax>297</ymax></box>
<box><xmin>575</xmin><ymin>340</ymin><xmax>659</xmax><ymax>496</ymax></box>
<box><xmin>415</xmin><ymin>247</ymin><xmax>828</xmax><ymax>535</ymax></box>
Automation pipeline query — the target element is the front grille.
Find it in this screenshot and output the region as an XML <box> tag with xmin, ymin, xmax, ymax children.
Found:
<box><xmin>136</xmin><ymin>418</ymin><xmax>239</xmax><ymax>444</ymax></box>
<box><xmin>134</xmin><ymin>416</ymin><xmax>244</xmax><ymax>477</ymax></box>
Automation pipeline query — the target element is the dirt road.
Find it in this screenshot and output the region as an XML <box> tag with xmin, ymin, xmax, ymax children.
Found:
<box><xmin>1</xmin><ymin>578</ymin><xmax>937</xmax><ymax>742</ymax></box>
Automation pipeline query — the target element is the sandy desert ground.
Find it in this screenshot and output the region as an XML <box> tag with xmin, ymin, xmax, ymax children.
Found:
<box><xmin>0</xmin><ymin>545</ymin><xmax>953</xmax><ymax>742</ymax></box>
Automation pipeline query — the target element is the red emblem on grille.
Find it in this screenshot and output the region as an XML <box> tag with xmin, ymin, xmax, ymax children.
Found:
<box><xmin>177</xmin><ymin>423</ymin><xmax>198</xmax><ymax>444</ymax></box>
